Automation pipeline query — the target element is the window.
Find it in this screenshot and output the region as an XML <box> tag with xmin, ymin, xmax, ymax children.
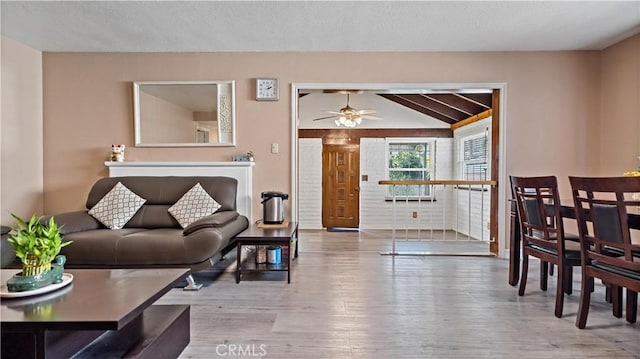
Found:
<box><xmin>386</xmin><ymin>139</ymin><xmax>434</xmax><ymax>198</ymax></box>
<box><xmin>459</xmin><ymin>131</ymin><xmax>488</xmax><ymax>181</ymax></box>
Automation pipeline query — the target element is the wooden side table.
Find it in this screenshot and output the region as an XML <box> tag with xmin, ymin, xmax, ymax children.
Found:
<box><xmin>235</xmin><ymin>222</ymin><xmax>299</xmax><ymax>283</ymax></box>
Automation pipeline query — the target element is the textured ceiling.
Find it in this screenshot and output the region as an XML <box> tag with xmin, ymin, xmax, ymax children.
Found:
<box><xmin>1</xmin><ymin>1</ymin><xmax>639</xmax><ymax>53</ymax></box>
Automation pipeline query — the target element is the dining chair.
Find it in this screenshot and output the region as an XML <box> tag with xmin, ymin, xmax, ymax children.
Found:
<box><xmin>510</xmin><ymin>175</ymin><xmax>582</xmax><ymax>318</ymax></box>
<box><xmin>569</xmin><ymin>176</ymin><xmax>640</xmax><ymax>328</ymax></box>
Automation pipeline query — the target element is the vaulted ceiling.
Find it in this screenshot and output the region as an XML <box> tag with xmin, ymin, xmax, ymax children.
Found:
<box><xmin>299</xmin><ymin>90</ymin><xmax>493</xmax><ymax>127</ymax></box>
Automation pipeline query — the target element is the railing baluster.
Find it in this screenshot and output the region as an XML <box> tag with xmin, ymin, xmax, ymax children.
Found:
<box><xmin>392</xmin><ymin>184</ymin><xmax>397</xmax><ymax>254</ymax></box>
<box><xmin>467</xmin><ymin>185</ymin><xmax>472</xmax><ymax>242</ymax></box>
<box><xmin>442</xmin><ymin>184</ymin><xmax>447</xmax><ymax>241</ymax></box>
<box><xmin>405</xmin><ymin>185</ymin><xmax>409</xmax><ymax>240</ymax></box>
<box><xmin>417</xmin><ymin>184</ymin><xmax>422</xmax><ymax>241</ymax></box>
<box><xmin>455</xmin><ymin>185</ymin><xmax>459</xmax><ymax>241</ymax></box>
<box><xmin>429</xmin><ymin>184</ymin><xmax>434</xmax><ymax>240</ymax></box>
<box><xmin>481</xmin><ymin>184</ymin><xmax>485</xmax><ymax>241</ymax></box>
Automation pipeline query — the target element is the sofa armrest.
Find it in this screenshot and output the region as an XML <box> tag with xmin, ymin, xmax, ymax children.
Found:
<box><xmin>42</xmin><ymin>211</ymin><xmax>103</xmax><ymax>235</ymax></box>
<box><xmin>1</xmin><ymin>225</ymin><xmax>17</xmax><ymax>268</ymax></box>
<box><xmin>183</xmin><ymin>211</ymin><xmax>240</xmax><ymax>235</ymax></box>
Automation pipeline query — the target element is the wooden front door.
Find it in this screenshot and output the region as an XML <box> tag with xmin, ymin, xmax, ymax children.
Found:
<box><xmin>322</xmin><ymin>144</ymin><xmax>360</xmax><ymax>228</ymax></box>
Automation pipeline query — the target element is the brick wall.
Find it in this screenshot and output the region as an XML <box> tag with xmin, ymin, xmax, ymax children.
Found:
<box><xmin>298</xmin><ymin>138</ymin><xmax>323</xmax><ymax>229</ymax></box>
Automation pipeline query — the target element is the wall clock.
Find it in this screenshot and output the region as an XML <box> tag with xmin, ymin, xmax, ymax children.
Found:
<box><xmin>255</xmin><ymin>78</ymin><xmax>279</xmax><ymax>101</ymax></box>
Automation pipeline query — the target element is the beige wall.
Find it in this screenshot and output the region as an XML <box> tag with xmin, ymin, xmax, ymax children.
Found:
<box><xmin>599</xmin><ymin>33</ymin><xmax>640</xmax><ymax>174</ymax></box>
<box><xmin>1</xmin><ymin>37</ymin><xmax>43</xmax><ymax>224</ymax></box>
<box><xmin>42</xmin><ymin>51</ymin><xmax>602</xmax><ymax>217</ymax></box>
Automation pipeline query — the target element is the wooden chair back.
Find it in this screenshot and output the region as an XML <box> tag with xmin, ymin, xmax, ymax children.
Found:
<box><xmin>510</xmin><ymin>175</ymin><xmax>565</xmax><ymax>253</ymax></box>
<box><xmin>569</xmin><ymin>176</ymin><xmax>640</xmax><ymax>271</ymax></box>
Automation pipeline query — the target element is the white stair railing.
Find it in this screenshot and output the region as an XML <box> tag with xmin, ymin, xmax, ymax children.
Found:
<box><xmin>378</xmin><ymin>179</ymin><xmax>496</xmax><ymax>256</ymax></box>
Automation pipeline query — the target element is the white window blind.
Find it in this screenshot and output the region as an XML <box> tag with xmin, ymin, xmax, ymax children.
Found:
<box><xmin>461</xmin><ymin>132</ymin><xmax>488</xmax><ymax>181</ymax></box>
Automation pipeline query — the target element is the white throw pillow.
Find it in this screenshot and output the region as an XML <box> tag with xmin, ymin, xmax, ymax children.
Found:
<box><xmin>88</xmin><ymin>182</ymin><xmax>146</xmax><ymax>230</ymax></box>
<box><xmin>168</xmin><ymin>183</ymin><xmax>221</xmax><ymax>228</ymax></box>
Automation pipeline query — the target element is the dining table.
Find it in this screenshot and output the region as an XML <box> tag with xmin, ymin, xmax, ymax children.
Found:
<box><xmin>508</xmin><ymin>199</ymin><xmax>640</xmax><ymax>286</ymax></box>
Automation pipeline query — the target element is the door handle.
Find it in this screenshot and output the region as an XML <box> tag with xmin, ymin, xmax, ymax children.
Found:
<box><xmin>354</xmin><ymin>187</ymin><xmax>360</xmax><ymax>192</ymax></box>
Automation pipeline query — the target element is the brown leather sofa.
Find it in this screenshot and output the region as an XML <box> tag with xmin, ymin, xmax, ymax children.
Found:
<box><xmin>1</xmin><ymin>225</ymin><xmax>16</xmax><ymax>268</ymax></box>
<box><xmin>47</xmin><ymin>176</ymin><xmax>249</xmax><ymax>290</ymax></box>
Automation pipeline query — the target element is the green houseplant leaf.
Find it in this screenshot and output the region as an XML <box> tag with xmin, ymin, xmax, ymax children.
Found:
<box><xmin>7</xmin><ymin>213</ymin><xmax>72</xmax><ymax>275</ymax></box>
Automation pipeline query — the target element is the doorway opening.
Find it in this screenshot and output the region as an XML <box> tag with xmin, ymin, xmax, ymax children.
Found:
<box><xmin>291</xmin><ymin>83</ymin><xmax>507</xmax><ymax>257</ymax></box>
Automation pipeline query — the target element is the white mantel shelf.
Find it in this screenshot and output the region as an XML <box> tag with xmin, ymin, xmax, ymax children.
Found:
<box><xmin>104</xmin><ymin>161</ymin><xmax>254</xmax><ymax>220</ymax></box>
<box><xmin>105</xmin><ymin>161</ymin><xmax>255</xmax><ymax>168</ymax></box>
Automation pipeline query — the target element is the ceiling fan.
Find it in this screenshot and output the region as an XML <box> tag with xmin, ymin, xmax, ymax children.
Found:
<box><xmin>312</xmin><ymin>94</ymin><xmax>383</xmax><ymax>127</ymax></box>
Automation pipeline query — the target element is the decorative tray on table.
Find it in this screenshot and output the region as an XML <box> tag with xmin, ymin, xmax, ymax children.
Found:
<box><xmin>1</xmin><ymin>255</ymin><xmax>73</xmax><ymax>298</ymax></box>
<box><xmin>1</xmin><ymin>273</ymin><xmax>73</xmax><ymax>298</ymax></box>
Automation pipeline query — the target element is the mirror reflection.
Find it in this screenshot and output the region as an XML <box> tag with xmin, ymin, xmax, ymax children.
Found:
<box><xmin>134</xmin><ymin>81</ymin><xmax>236</xmax><ymax>147</ymax></box>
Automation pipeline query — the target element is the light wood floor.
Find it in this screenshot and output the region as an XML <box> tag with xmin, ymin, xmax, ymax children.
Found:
<box><xmin>158</xmin><ymin>229</ymin><xmax>640</xmax><ymax>358</ymax></box>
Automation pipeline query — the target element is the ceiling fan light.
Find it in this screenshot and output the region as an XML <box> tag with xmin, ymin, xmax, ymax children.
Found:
<box><xmin>314</xmin><ymin>93</ymin><xmax>380</xmax><ymax>127</ymax></box>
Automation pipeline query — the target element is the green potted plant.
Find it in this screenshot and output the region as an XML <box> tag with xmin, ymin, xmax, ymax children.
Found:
<box><xmin>8</xmin><ymin>213</ymin><xmax>72</xmax><ymax>276</ymax></box>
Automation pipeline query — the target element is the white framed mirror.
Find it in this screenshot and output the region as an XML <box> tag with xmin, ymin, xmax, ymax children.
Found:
<box><xmin>133</xmin><ymin>80</ymin><xmax>236</xmax><ymax>147</ymax></box>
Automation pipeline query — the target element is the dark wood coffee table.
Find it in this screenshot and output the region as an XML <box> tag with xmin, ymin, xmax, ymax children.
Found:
<box><xmin>235</xmin><ymin>222</ymin><xmax>299</xmax><ymax>283</ymax></box>
<box><xmin>1</xmin><ymin>268</ymin><xmax>190</xmax><ymax>359</ymax></box>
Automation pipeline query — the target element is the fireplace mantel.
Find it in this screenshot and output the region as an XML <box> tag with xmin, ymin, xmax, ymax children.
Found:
<box><xmin>105</xmin><ymin>161</ymin><xmax>254</xmax><ymax>219</ymax></box>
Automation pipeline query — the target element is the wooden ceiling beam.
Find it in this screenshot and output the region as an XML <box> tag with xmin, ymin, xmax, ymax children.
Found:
<box><xmin>379</xmin><ymin>94</ymin><xmax>457</xmax><ymax>125</ymax></box>
<box><xmin>398</xmin><ymin>94</ymin><xmax>468</xmax><ymax>121</ymax></box>
<box><xmin>425</xmin><ymin>94</ymin><xmax>486</xmax><ymax>115</ymax></box>
<box><xmin>453</xmin><ymin>93</ymin><xmax>492</xmax><ymax>108</ymax></box>
<box><xmin>450</xmin><ymin>109</ymin><xmax>493</xmax><ymax>130</ymax></box>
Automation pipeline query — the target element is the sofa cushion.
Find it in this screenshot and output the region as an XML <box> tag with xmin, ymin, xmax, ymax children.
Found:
<box><xmin>43</xmin><ymin>211</ymin><xmax>102</xmax><ymax>235</ymax></box>
<box><xmin>60</xmin><ymin>228</ymin><xmax>148</xmax><ymax>265</ymax></box>
<box><xmin>125</xmin><ymin>205</ymin><xmax>179</xmax><ymax>229</ymax></box>
<box><xmin>168</xmin><ymin>183</ymin><xmax>221</xmax><ymax>228</ymax></box>
<box><xmin>88</xmin><ymin>182</ymin><xmax>146</xmax><ymax>229</ymax></box>
<box><xmin>61</xmin><ymin>228</ymin><xmax>227</xmax><ymax>266</ymax></box>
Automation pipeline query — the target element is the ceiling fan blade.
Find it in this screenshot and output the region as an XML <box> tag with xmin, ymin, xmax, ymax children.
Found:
<box><xmin>362</xmin><ymin>115</ymin><xmax>384</xmax><ymax>120</ymax></box>
<box><xmin>357</xmin><ymin>109</ymin><xmax>377</xmax><ymax>115</ymax></box>
<box><xmin>312</xmin><ymin>115</ymin><xmax>340</xmax><ymax>121</ymax></box>
<box><xmin>326</xmin><ymin>111</ymin><xmax>342</xmax><ymax>115</ymax></box>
